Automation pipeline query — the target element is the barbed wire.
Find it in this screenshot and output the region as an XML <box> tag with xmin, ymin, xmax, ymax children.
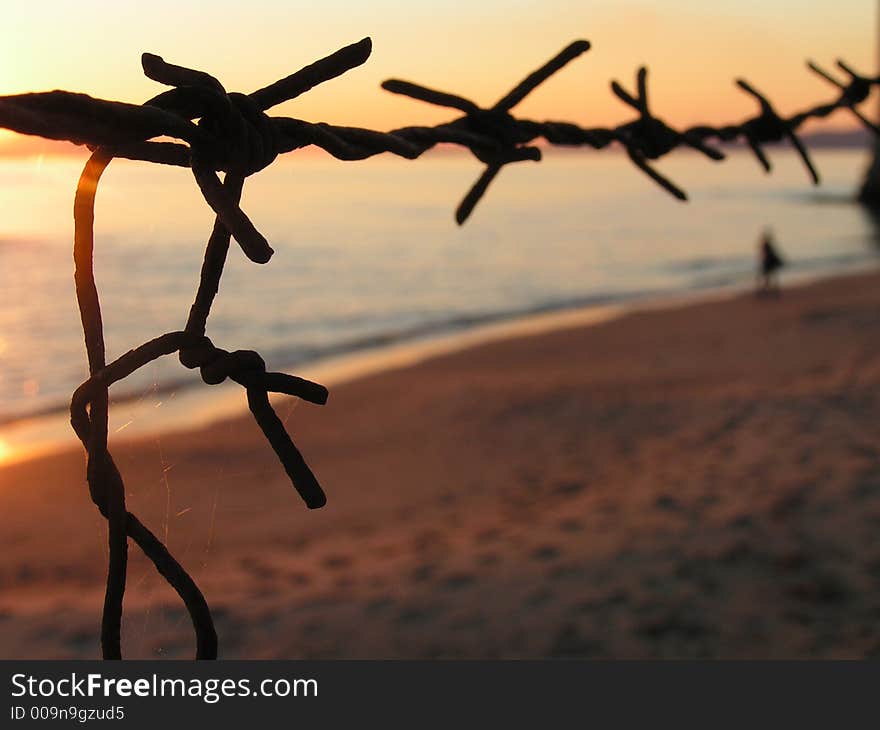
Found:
<box><xmin>0</xmin><ymin>36</ymin><xmax>876</xmax><ymax>660</ymax></box>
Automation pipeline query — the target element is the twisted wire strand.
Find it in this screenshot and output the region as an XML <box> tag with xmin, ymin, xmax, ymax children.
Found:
<box><xmin>0</xmin><ymin>35</ymin><xmax>876</xmax><ymax>659</ymax></box>
<box><xmin>72</xmin><ymin>151</ymin><xmax>128</xmax><ymax>660</ymax></box>
<box><xmin>3</xmin><ymin>39</ymin><xmax>877</xmax><ymax>222</ymax></box>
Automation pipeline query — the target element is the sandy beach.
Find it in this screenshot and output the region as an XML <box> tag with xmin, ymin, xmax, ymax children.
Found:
<box><xmin>1</xmin><ymin>270</ymin><xmax>880</xmax><ymax>659</ymax></box>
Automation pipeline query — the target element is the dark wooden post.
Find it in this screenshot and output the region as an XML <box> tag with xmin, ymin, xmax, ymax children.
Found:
<box><xmin>859</xmin><ymin>1</ymin><xmax>880</xmax><ymax>206</ymax></box>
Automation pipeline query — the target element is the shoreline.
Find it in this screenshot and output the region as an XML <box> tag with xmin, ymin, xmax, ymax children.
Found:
<box><xmin>2</xmin><ymin>265</ymin><xmax>880</xmax><ymax>657</ymax></box>
<box><xmin>1</xmin><ymin>261</ymin><xmax>876</xmax><ymax>467</ymax></box>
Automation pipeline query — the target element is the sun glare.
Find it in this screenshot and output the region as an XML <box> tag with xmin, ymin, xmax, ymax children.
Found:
<box><xmin>0</xmin><ymin>438</ymin><xmax>12</xmax><ymax>464</ymax></box>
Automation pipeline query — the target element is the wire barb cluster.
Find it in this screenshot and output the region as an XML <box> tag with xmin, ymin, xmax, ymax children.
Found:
<box><xmin>0</xmin><ymin>36</ymin><xmax>877</xmax><ymax>660</ymax></box>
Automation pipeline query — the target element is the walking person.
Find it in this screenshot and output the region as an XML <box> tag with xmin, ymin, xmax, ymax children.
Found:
<box><xmin>757</xmin><ymin>228</ymin><xmax>784</xmax><ymax>296</ymax></box>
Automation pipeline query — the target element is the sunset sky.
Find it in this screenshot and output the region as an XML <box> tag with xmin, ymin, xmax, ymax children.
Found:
<box><xmin>0</xmin><ymin>1</ymin><xmax>875</xmax><ymax>155</ymax></box>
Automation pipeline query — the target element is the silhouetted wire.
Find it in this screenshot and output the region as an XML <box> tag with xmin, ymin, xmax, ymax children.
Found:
<box><xmin>0</xmin><ymin>35</ymin><xmax>876</xmax><ymax>660</ymax></box>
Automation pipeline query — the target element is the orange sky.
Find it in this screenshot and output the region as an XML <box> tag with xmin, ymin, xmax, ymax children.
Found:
<box><xmin>0</xmin><ymin>1</ymin><xmax>875</xmax><ymax>157</ymax></box>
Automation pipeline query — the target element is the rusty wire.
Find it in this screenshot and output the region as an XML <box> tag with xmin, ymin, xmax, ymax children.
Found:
<box><xmin>0</xmin><ymin>36</ymin><xmax>877</xmax><ymax>660</ymax></box>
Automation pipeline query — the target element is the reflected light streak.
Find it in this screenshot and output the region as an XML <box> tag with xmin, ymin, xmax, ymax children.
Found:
<box><xmin>0</xmin><ymin>437</ymin><xmax>12</xmax><ymax>464</ymax></box>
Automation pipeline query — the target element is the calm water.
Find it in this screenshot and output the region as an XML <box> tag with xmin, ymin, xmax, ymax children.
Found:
<box><xmin>1</xmin><ymin>146</ymin><xmax>878</xmax><ymax>423</ymax></box>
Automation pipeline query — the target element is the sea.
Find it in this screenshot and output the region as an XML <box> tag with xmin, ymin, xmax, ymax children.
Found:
<box><xmin>1</xmin><ymin>145</ymin><xmax>878</xmax><ymax>456</ymax></box>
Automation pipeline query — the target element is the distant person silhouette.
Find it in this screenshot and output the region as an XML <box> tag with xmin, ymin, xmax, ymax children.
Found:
<box><xmin>757</xmin><ymin>228</ymin><xmax>784</xmax><ymax>296</ymax></box>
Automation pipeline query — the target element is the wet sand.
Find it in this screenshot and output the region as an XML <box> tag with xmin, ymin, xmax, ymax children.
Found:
<box><xmin>1</xmin><ymin>271</ymin><xmax>880</xmax><ymax>658</ymax></box>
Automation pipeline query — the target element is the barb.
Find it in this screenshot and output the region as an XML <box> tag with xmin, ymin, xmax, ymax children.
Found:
<box><xmin>807</xmin><ymin>59</ymin><xmax>880</xmax><ymax>134</ymax></box>
<box><xmin>0</xmin><ymin>35</ymin><xmax>877</xmax><ymax>660</ymax></box>
<box><xmin>611</xmin><ymin>67</ymin><xmax>725</xmax><ymax>201</ymax></box>
<box><xmin>383</xmin><ymin>40</ymin><xmax>590</xmax><ymax>222</ymax></box>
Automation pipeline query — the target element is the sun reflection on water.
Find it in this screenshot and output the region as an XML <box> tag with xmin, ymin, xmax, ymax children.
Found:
<box><xmin>0</xmin><ymin>437</ymin><xmax>12</xmax><ymax>464</ymax></box>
